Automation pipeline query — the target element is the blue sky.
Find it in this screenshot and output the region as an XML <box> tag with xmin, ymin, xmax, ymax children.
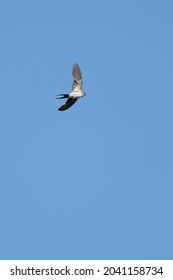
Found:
<box><xmin>0</xmin><ymin>0</ymin><xmax>173</xmax><ymax>260</ymax></box>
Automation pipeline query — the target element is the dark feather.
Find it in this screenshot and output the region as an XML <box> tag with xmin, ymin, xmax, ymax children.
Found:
<box><xmin>58</xmin><ymin>98</ymin><xmax>77</xmax><ymax>111</ymax></box>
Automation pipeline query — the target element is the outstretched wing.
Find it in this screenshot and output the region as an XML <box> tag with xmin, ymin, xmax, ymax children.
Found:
<box><xmin>58</xmin><ymin>98</ymin><xmax>77</xmax><ymax>111</ymax></box>
<box><xmin>72</xmin><ymin>63</ymin><xmax>83</xmax><ymax>91</ymax></box>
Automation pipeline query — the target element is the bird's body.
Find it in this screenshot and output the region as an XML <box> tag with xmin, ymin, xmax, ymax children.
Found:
<box><xmin>56</xmin><ymin>63</ymin><xmax>86</xmax><ymax>111</ymax></box>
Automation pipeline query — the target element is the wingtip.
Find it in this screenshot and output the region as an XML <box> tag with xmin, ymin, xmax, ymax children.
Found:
<box><xmin>58</xmin><ymin>105</ymin><xmax>67</xmax><ymax>111</ymax></box>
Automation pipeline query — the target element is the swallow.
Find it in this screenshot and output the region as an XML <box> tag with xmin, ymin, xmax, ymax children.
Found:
<box><xmin>56</xmin><ymin>63</ymin><xmax>86</xmax><ymax>111</ymax></box>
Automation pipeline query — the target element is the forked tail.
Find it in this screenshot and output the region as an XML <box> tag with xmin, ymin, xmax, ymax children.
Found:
<box><xmin>55</xmin><ymin>94</ymin><xmax>69</xmax><ymax>99</ymax></box>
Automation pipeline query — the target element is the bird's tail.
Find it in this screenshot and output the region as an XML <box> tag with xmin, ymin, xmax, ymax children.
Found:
<box><xmin>55</xmin><ymin>94</ymin><xmax>69</xmax><ymax>99</ymax></box>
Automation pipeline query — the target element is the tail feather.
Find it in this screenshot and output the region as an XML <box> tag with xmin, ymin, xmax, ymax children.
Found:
<box><xmin>55</xmin><ymin>94</ymin><xmax>69</xmax><ymax>99</ymax></box>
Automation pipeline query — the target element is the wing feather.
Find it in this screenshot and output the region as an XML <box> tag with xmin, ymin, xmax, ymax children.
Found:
<box><xmin>58</xmin><ymin>98</ymin><xmax>77</xmax><ymax>111</ymax></box>
<box><xmin>72</xmin><ymin>63</ymin><xmax>83</xmax><ymax>91</ymax></box>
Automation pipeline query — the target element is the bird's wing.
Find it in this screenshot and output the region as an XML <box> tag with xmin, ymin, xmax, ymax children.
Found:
<box><xmin>58</xmin><ymin>98</ymin><xmax>77</xmax><ymax>111</ymax></box>
<box><xmin>72</xmin><ymin>63</ymin><xmax>83</xmax><ymax>91</ymax></box>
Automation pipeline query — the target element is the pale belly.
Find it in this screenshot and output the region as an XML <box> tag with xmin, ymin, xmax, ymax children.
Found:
<box><xmin>69</xmin><ymin>90</ymin><xmax>84</xmax><ymax>99</ymax></box>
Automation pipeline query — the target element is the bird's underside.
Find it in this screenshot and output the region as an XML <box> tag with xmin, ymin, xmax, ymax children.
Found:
<box><xmin>56</xmin><ymin>63</ymin><xmax>85</xmax><ymax>111</ymax></box>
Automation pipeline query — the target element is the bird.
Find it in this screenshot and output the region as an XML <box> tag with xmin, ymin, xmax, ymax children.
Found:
<box><xmin>56</xmin><ymin>63</ymin><xmax>86</xmax><ymax>111</ymax></box>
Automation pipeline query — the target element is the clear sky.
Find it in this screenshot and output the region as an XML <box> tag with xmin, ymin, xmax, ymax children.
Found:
<box><xmin>0</xmin><ymin>0</ymin><xmax>173</xmax><ymax>260</ymax></box>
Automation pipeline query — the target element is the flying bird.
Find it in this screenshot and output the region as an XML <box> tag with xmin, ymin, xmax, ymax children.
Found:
<box><xmin>56</xmin><ymin>63</ymin><xmax>86</xmax><ymax>111</ymax></box>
